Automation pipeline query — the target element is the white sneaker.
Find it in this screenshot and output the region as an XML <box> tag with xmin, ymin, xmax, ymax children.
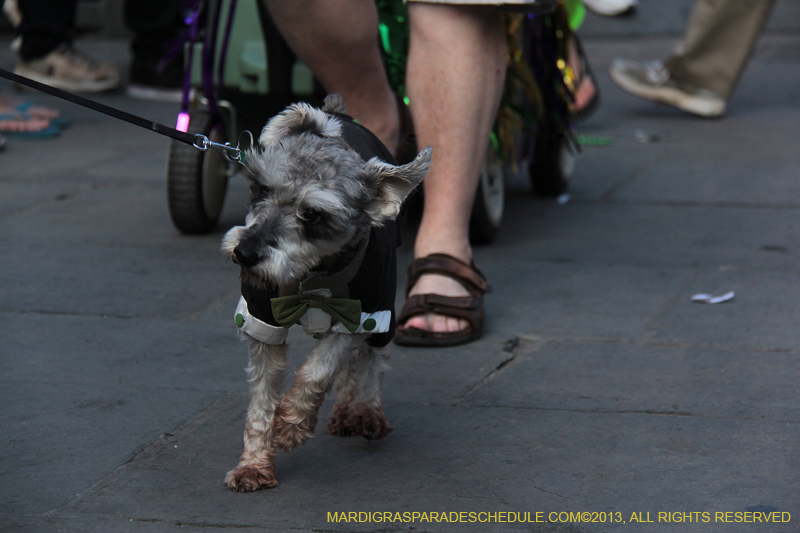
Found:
<box><xmin>609</xmin><ymin>58</ymin><xmax>726</xmax><ymax>118</ymax></box>
<box><xmin>583</xmin><ymin>0</ymin><xmax>637</xmax><ymax>16</ymax></box>
<box><xmin>15</xmin><ymin>44</ymin><xmax>121</xmax><ymax>93</ymax></box>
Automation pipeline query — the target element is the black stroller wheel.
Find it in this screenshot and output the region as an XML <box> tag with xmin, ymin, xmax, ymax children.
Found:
<box><xmin>166</xmin><ymin>109</ymin><xmax>230</xmax><ymax>234</ymax></box>
<box><xmin>529</xmin><ymin>120</ymin><xmax>574</xmax><ymax>197</ymax></box>
<box><xmin>469</xmin><ymin>141</ymin><xmax>505</xmax><ymax>245</ymax></box>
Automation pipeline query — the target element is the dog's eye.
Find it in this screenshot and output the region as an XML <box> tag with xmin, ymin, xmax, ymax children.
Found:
<box><xmin>298</xmin><ymin>209</ymin><xmax>322</xmax><ymax>224</ymax></box>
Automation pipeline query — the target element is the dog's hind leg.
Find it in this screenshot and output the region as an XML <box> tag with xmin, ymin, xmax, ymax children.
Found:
<box><xmin>225</xmin><ymin>341</ymin><xmax>287</xmax><ymax>492</ymax></box>
<box><xmin>327</xmin><ymin>348</ymin><xmax>360</xmax><ymax>437</ymax></box>
<box><xmin>272</xmin><ymin>334</ymin><xmax>366</xmax><ymax>451</ymax></box>
<box><xmin>327</xmin><ymin>343</ymin><xmax>393</xmax><ymax>440</ymax></box>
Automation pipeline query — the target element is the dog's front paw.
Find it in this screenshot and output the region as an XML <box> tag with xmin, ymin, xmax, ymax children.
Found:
<box><xmin>328</xmin><ymin>404</ymin><xmax>393</xmax><ymax>440</ymax></box>
<box><xmin>224</xmin><ymin>464</ymin><xmax>278</xmax><ymax>492</ymax></box>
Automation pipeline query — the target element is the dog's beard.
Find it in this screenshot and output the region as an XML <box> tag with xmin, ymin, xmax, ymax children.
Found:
<box><xmin>233</xmin><ymin>236</ymin><xmax>356</xmax><ymax>288</ymax></box>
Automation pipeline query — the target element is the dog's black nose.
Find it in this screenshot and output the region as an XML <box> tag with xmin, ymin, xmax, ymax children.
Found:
<box><xmin>233</xmin><ymin>245</ymin><xmax>260</xmax><ymax>268</ymax></box>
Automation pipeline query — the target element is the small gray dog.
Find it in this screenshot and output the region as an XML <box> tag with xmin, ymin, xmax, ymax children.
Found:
<box><xmin>221</xmin><ymin>95</ymin><xmax>431</xmax><ymax>491</ymax></box>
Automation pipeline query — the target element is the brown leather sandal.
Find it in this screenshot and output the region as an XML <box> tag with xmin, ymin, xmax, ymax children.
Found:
<box><xmin>394</xmin><ymin>254</ymin><xmax>488</xmax><ymax>347</ymax></box>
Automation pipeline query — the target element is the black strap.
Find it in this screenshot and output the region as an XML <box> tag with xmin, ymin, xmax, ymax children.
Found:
<box><xmin>0</xmin><ymin>67</ymin><xmax>198</xmax><ymax>146</ymax></box>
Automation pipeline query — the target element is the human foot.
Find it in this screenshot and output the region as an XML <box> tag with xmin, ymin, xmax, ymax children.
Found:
<box><xmin>403</xmin><ymin>273</ymin><xmax>471</xmax><ymax>333</ymax></box>
<box><xmin>574</xmin><ymin>70</ymin><xmax>597</xmax><ymax>113</ymax></box>
<box><xmin>0</xmin><ymin>94</ymin><xmax>61</xmax><ymax>121</ymax></box>
<box><xmin>566</xmin><ymin>35</ymin><xmax>600</xmax><ymax>122</ymax></box>
<box><xmin>395</xmin><ymin>254</ymin><xmax>487</xmax><ymax>347</ymax></box>
<box><xmin>0</xmin><ymin>113</ymin><xmax>56</xmax><ymax>137</ymax></box>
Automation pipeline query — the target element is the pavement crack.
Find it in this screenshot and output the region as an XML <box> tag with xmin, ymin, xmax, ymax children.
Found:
<box><xmin>449</xmin><ymin>335</ymin><xmax>549</xmax><ymax>407</ymax></box>
<box><xmin>529</xmin><ymin>479</ymin><xmax>573</xmax><ymax>500</ymax></box>
<box><xmin>3</xmin><ymin>308</ymin><xmax>150</xmax><ymax>320</ymax></box>
<box><xmin>125</xmin><ymin>517</ymin><xmax>375</xmax><ymax>532</ymax></box>
<box><xmin>516</xmin><ymin>333</ymin><xmax>800</xmax><ymax>354</ymax></box>
<box><xmin>182</xmin><ymin>285</ymin><xmax>241</xmax><ymax>321</ymax></box>
<box><xmin>0</xmin><ymin>378</ymin><xmax>233</xmax><ymax>395</ymax></box>
<box><xmin>453</xmin><ymin>493</ymin><xmax>510</xmax><ymax>504</ymax></box>
<box><xmin>637</xmin><ymin>271</ymin><xmax>701</xmax><ymax>343</ymax></box>
<box><xmin>459</xmin><ymin>403</ymin><xmax>799</xmax><ymax>424</ymax></box>
<box><xmin>43</xmin><ymin>394</ymin><xmax>241</xmax><ymax>517</ymax></box>
<box><xmin>600</xmin><ymin>164</ymin><xmax>646</xmax><ymax>201</ymax></box>
<box><xmin>451</xmin><ymin>346</ymin><xmax>518</xmax><ymax>407</ymax></box>
<box><xmin>0</xmin><ymin>308</ymin><xmax>234</xmax><ymax>323</ymax></box>
<box><xmin>604</xmin><ymin>198</ymin><xmax>800</xmax><ymax>210</ymax></box>
<box><xmin>127</xmin><ymin>517</ymin><xmax>264</xmax><ymax>529</ymax></box>
<box><xmin>451</xmin><ymin>336</ymin><xmax>550</xmax><ymax>406</ymax></box>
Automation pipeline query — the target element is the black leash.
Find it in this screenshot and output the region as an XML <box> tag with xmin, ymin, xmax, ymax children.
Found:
<box><xmin>0</xmin><ymin>67</ymin><xmax>249</xmax><ymax>163</ymax></box>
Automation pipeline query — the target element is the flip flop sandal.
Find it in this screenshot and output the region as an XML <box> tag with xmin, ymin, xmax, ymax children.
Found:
<box><xmin>14</xmin><ymin>102</ymin><xmax>71</xmax><ymax>128</ymax></box>
<box><xmin>570</xmin><ymin>34</ymin><xmax>601</xmax><ymax>123</ymax></box>
<box><xmin>0</xmin><ymin>114</ymin><xmax>60</xmax><ymax>138</ymax></box>
<box><xmin>394</xmin><ymin>253</ymin><xmax>488</xmax><ymax>347</ymax></box>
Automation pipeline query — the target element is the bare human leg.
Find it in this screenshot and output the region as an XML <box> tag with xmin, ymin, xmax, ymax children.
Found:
<box><xmin>263</xmin><ymin>0</ymin><xmax>400</xmax><ymax>154</ymax></box>
<box><xmin>400</xmin><ymin>3</ymin><xmax>506</xmax><ymax>334</ymax></box>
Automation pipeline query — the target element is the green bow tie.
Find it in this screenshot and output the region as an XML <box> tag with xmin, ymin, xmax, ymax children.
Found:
<box><xmin>271</xmin><ymin>294</ymin><xmax>362</xmax><ymax>333</ymax></box>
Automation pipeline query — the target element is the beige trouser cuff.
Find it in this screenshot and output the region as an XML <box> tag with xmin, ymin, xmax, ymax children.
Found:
<box><xmin>664</xmin><ymin>0</ymin><xmax>776</xmax><ymax>99</ymax></box>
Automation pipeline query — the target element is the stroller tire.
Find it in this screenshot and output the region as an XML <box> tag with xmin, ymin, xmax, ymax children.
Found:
<box><xmin>469</xmin><ymin>142</ymin><xmax>505</xmax><ymax>245</ymax></box>
<box><xmin>529</xmin><ymin>120</ymin><xmax>574</xmax><ymax>197</ymax></box>
<box><xmin>166</xmin><ymin>109</ymin><xmax>230</xmax><ymax>234</ymax></box>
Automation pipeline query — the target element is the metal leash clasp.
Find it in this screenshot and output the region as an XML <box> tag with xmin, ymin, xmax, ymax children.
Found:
<box><xmin>193</xmin><ymin>130</ymin><xmax>254</xmax><ymax>165</ymax></box>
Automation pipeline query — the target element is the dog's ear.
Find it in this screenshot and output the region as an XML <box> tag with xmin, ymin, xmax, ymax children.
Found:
<box><xmin>258</xmin><ymin>102</ymin><xmax>342</xmax><ymax>148</ymax></box>
<box><xmin>364</xmin><ymin>147</ymin><xmax>432</xmax><ymax>221</ymax></box>
<box><xmin>321</xmin><ymin>94</ymin><xmax>347</xmax><ymax>115</ymax></box>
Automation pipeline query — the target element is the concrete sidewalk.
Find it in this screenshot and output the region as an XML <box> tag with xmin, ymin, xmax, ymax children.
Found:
<box><xmin>2</xmin><ymin>15</ymin><xmax>799</xmax><ymax>533</ymax></box>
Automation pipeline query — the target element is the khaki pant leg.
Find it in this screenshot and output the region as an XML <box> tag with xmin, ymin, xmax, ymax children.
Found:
<box><xmin>664</xmin><ymin>0</ymin><xmax>776</xmax><ymax>99</ymax></box>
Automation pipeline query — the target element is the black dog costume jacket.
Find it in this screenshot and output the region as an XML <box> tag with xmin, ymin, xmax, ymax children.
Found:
<box><xmin>235</xmin><ymin>114</ymin><xmax>406</xmax><ymax>348</ymax></box>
